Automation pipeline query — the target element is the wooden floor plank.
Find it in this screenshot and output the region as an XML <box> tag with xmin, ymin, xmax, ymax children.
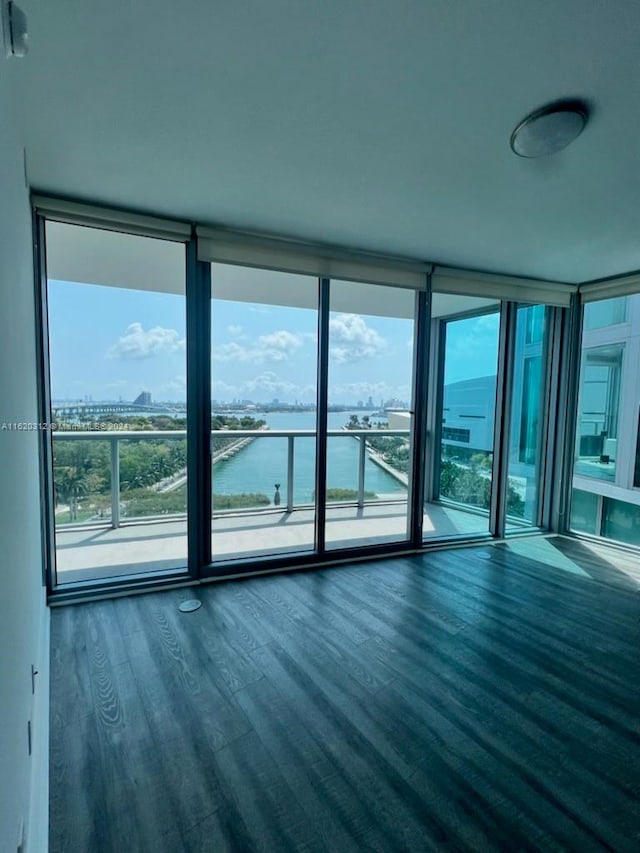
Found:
<box><xmin>50</xmin><ymin>537</ymin><xmax>640</xmax><ymax>851</ymax></box>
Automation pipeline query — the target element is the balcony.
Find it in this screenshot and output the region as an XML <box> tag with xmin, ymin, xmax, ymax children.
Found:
<box><xmin>52</xmin><ymin>428</ymin><xmax>486</xmax><ymax>584</ymax></box>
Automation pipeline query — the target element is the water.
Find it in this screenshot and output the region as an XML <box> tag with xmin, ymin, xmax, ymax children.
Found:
<box><xmin>212</xmin><ymin>410</ymin><xmax>406</xmax><ymax>503</ymax></box>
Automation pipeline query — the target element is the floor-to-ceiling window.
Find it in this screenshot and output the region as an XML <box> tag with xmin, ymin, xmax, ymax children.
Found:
<box><xmin>325</xmin><ymin>280</ymin><xmax>416</xmax><ymax>549</ymax></box>
<box><xmin>504</xmin><ymin>305</ymin><xmax>551</xmax><ymax>530</ymax></box>
<box><xmin>570</xmin><ymin>293</ymin><xmax>640</xmax><ymax>545</ymax></box>
<box><xmin>210</xmin><ymin>264</ymin><xmax>319</xmax><ymax>561</ymax></box>
<box><xmin>37</xmin><ymin>201</ymin><xmax>588</xmax><ymax>596</ymax></box>
<box><xmin>423</xmin><ymin>295</ymin><xmax>500</xmax><ymax>539</ymax></box>
<box><xmin>44</xmin><ymin>221</ymin><xmax>189</xmax><ymax>585</ymax></box>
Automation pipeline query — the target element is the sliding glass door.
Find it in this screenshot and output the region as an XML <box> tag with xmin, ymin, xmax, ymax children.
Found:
<box><xmin>325</xmin><ymin>280</ymin><xmax>416</xmax><ymax>550</ymax></box>
<box><xmin>210</xmin><ymin>264</ymin><xmax>319</xmax><ymax>561</ymax></box>
<box><xmin>504</xmin><ymin>305</ymin><xmax>550</xmax><ymax>530</ymax></box>
<box><xmin>424</xmin><ymin>296</ymin><xmax>500</xmax><ymax>539</ymax></box>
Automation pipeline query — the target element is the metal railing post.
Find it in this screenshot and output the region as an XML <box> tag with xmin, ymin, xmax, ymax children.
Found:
<box><xmin>110</xmin><ymin>437</ymin><xmax>120</xmax><ymax>528</ymax></box>
<box><xmin>358</xmin><ymin>434</ymin><xmax>366</xmax><ymax>508</ymax></box>
<box><xmin>287</xmin><ymin>435</ymin><xmax>295</xmax><ymax>512</ymax></box>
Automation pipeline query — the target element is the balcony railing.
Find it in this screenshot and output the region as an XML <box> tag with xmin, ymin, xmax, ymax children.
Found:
<box><xmin>52</xmin><ymin>428</ymin><xmax>411</xmax><ymax>530</ymax></box>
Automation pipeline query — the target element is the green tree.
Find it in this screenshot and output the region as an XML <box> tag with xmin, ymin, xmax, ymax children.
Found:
<box><xmin>54</xmin><ymin>455</ymin><xmax>104</xmax><ymax>521</ymax></box>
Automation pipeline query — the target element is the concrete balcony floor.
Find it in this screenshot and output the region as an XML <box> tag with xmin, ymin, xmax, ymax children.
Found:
<box><xmin>54</xmin><ymin>500</ymin><xmax>493</xmax><ymax>584</ymax></box>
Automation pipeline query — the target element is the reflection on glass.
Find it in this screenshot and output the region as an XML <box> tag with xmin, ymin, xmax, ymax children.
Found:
<box><xmin>570</xmin><ymin>489</ymin><xmax>599</xmax><ymax>535</ymax></box>
<box><xmin>505</xmin><ymin>305</ymin><xmax>549</xmax><ymax>529</ymax></box>
<box><xmin>424</xmin><ymin>298</ymin><xmax>500</xmax><ymax>539</ymax></box>
<box><xmin>325</xmin><ymin>281</ymin><xmax>415</xmax><ymax>550</ymax></box>
<box><xmin>570</xmin><ymin>293</ymin><xmax>640</xmax><ymax>547</ymax></box>
<box><xmin>211</xmin><ymin>264</ymin><xmax>318</xmax><ymax>561</ymax></box>
<box><xmin>46</xmin><ymin>223</ymin><xmax>188</xmax><ymax>584</ymax></box>
<box><xmin>602</xmin><ymin>498</ymin><xmax>640</xmax><ymax>546</ymax></box>
<box><xmin>574</xmin><ymin>344</ymin><xmax>623</xmax><ymax>483</ymax></box>
<box><xmin>584</xmin><ymin>297</ymin><xmax>627</xmax><ymax>330</ymax></box>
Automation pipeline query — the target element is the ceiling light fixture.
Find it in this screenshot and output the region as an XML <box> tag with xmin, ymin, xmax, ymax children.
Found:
<box><xmin>510</xmin><ymin>100</ymin><xmax>588</xmax><ymax>158</ymax></box>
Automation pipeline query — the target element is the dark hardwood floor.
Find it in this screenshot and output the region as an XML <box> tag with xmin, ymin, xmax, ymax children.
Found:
<box><xmin>49</xmin><ymin>536</ymin><xmax>640</xmax><ymax>852</ymax></box>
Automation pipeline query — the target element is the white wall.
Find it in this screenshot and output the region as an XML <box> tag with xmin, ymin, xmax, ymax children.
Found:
<box><xmin>0</xmin><ymin>53</ymin><xmax>50</xmax><ymax>853</ymax></box>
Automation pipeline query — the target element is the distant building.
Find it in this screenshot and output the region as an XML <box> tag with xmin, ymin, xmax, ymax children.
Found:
<box><xmin>133</xmin><ymin>391</ymin><xmax>152</xmax><ymax>406</ymax></box>
<box><xmin>442</xmin><ymin>376</ymin><xmax>496</xmax><ymax>452</ymax></box>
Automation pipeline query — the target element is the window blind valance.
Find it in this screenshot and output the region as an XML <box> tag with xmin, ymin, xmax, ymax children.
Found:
<box><xmin>196</xmin><ymin>226</ymin><xmax>429</xmax><ymax>290</ymax></box>
<box><xmin>31</xmin><ymin>195</ymin><xmax>191</xmax><ymax>243</ymax></box>
<box><xmin>432</xmin><ymin>266</ymin><xmax>576</xmax><ymax>307</ymax></box>
<box><xmin>579</xmin><ymin>273</ymin><xmax>640</xmax><ymax>302</ymax></box>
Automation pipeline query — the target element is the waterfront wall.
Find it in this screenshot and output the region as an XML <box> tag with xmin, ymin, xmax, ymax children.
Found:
<box><xmin>366</xmin><ymin>446</ymin><xmax>409</xmax><ymax>487</ymax></box>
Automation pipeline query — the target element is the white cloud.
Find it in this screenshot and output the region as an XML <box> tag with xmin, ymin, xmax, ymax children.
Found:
<box><xmin>214</xmin><ymin>372</ymin><xmax>316</xmax><ymax>402</ymax></box>
<box><xmin>212</xmin><ymin>379</ymin><xmax>239</xmax><ymax>398</ymax></box>
<box><xmin>258</xmin><ymin>330</ymin><xmax>303</xmax><ymax>351</ymax></box>
<box><xmin>156</xmin><ymin>375</ymin><xmax>186</xmax><ymax>398</ymax></box>
<box><xmin>329</xmin><ymin>314</ymin><xmax>386</xmax><ymax>363</ymax></box>
<box><xmin>108</xmin><ymin>323</ymin><xmax>185</xmax><ymax>360</ymax></box>
<box><xmin>214</xmin><ymin>341</ymin><xmax>255</xmax><ymax>363</ymax></box>
<box><xmin>214</xmin><ymin>329</ymin><xmax>304</xmax><ymax>364</ymax></box>
<box><xmin>242</xmin><ymin>371</ymin><xmax>299</xmax><ymax>398</ymax></box>
<box><xmin>227</xmin><ymin>325</ymin><xmax>244</xmax><ymax>337</ymax></box>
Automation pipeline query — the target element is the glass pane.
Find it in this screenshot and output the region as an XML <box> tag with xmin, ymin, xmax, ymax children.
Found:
<box><xmin>570</xmin><ymin>489</ymin><xmax>599</xmax><ymax>535</ymax></box>
<box><xmin>570</xmin><ymin>292</ymin><xmax>640</xmax><ymax>545</ymax></box>
<box><xmin>574</xmin><ymin>344</ymin><xmax>623</xmax><ymax>483</ymax></box>
<box><xmin>505</xmin><ymin>305</ymin><xmax>549</xmax><ymax>530</ymax></box>
<box><xmin>584</xmin><ymin>297</ymin><xmax>627</xmax><ymax>330</ymax></box>
<box><xmin>424</xmin><ymin>296</ymin><xmax>500</xmax><ymax>539</ymax></box>
<box><xmin>211</xmin><ymin>264</ymin><xmax>318</xmax><ymax>561</ymax></box>
<box><xmin>634</xmin><ymin>409</ymin><xmax>640</xmax><ymax>488</ymax></box>
<box><xmin>46</xmin><ymin>222</ymin><xmax>188</xmax><ymax>584</ymax></box>
<box><xmin>325</xmin><ymin>281</ymin><xmax>415</xmax><ymax>550</ymax></box>
<box><xmin>602</xmin><ymin>498</ymin><xmax>640</xmax><ymax>546</ymax></box>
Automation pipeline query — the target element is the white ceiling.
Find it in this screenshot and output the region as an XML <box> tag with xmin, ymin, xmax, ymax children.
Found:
<box><xmin>13</xmin><ymin>0</ymin><xmax>640</xmax><ymax>284</ymax></box>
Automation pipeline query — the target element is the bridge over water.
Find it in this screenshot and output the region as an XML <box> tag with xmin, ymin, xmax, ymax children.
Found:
<box><xmin>52</xmin><ymin>402</ymin><xmax>184</xmax><ymax>418</ymax></box>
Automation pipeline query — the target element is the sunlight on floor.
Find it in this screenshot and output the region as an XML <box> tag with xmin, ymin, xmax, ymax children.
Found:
<box><xmin>502</xmin><ymin>537</ymin><xmax>591</xmax><ymax>577</ymax></box>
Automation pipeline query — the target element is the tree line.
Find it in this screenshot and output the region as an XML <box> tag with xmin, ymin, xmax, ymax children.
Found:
<box><xmin>345</xmin><ymin>414</ymin><xmax>525</xmax><ymax>518</ymax></box>
<box><xmin>53</xmin><ymin>414</ymin><xmax>266</xmax><ymax>522</ymax></box>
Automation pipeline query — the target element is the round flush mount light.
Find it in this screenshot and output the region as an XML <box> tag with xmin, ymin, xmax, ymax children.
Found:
<box><xmin>510</xmin><ymin>100</ymin><xmax>588</xmax><ymax>158</ymax></box>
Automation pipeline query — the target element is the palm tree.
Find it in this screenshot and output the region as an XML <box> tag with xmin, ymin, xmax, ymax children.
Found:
<box><xmin>54</xmin><ymin>444</ymin><xmax>104</xmax><ymax>522</ymax></box>
<box><xmin>54</xmin><ymin>465</ymin><xmax>91</xmax><ymax>521</ymax></box>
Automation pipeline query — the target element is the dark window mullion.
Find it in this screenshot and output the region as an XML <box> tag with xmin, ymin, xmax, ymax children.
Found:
<box><xmin>409</xmin><ymin>285</ymin><xmax>430</xmax><ymax>546</ymax></box>
<box><xmin>34</xmin><ymin>213</ymin><xmax>56</xmax><ymax>590</ymax></box>
<box><xmin>187</xmin><ymin>241</ymin><xmax>211</xmax><ymax>576</ymax></box>
<box><xmin>314</xmin><ymin>278</ymin><xmax>330</xmax><ymax>554</ymax></box>
<box><xmin>430</xmin><ymin>319</ymin><xmax>447</xmax><ymax>504</ymax></box>
<box><xmin>490</xmin><ymin>301</ymin><xmax>517</xmax><ymax>538</ymax></box>
<box><xmin>554</xmin><ymin>293</ymin><xmax>583</xmax><ymax>533</ymax></box>
<box><xmin>538</xmin><ymin>306</ymin><xmax>563</xmax><ymax>529</ymax></box>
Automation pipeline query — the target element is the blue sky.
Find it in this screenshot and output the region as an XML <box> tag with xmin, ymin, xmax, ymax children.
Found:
<box><xmin>48</xmin><ymin>280</ymin><xmax>499</xmax><ymax>404</ymax></box>
<box><xmin>443</xmin><ymin>312</ymin><xmax>500</xmax><ymax>386</ymax></box>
